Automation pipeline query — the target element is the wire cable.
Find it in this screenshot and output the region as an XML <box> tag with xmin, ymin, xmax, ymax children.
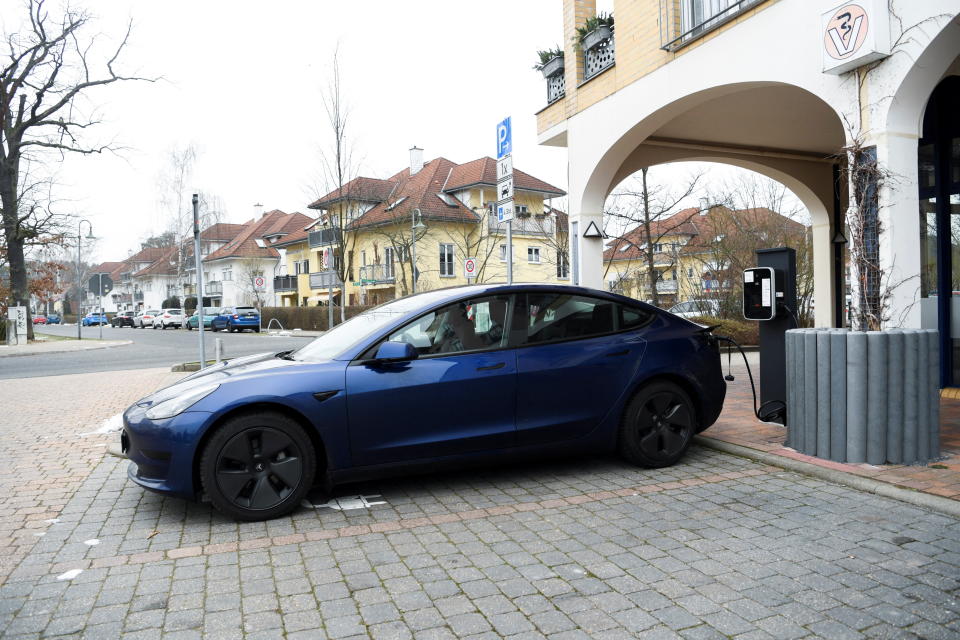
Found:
<box><xmin>714</xmin><ymin>334</ymin><xmax>786</xmax><ymax>424</ymax></box>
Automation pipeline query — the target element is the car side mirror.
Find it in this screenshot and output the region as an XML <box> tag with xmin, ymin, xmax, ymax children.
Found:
<box><xmin>373</xmin><ymin>341</ymin><xmax>418</xmax><ymax>364</ymax></box>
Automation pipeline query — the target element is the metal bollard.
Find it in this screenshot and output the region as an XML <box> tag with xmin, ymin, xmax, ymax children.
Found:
<box><xmin>215</xmin><ymin>338</ymin><xmax>224</xmax><ymax>364</ymax></box>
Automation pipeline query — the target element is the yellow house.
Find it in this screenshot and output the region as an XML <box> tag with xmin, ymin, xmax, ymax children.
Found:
<box><xmin>291</xmin><ymin>150</ymin><xmax>567</xmax><ymax>306</ymax></box>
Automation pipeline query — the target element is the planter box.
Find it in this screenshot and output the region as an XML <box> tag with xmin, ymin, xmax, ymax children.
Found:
<box><xmin>785</xmin><ymin>329</ymin><xmax>940</xmax><ymax>465</ymax></box>
<box><xmin>581</xmin><ymin>25</ymin><xmax>612</xmax><ymax>52</ymax></box>
<box><xmin>540</xmin><ymin>55</ymin><xmax>564</xmax><ymax>79</ymax></box>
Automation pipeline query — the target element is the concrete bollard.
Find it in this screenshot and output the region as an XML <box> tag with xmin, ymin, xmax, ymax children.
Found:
<box><xmin>886</xmin><ymin>330</ymin><xmax>904</xmax><ymax>464</ymax></box>
<box><xmin>215</xmin><ymin>338</ymin><xmax>225</xmax><ymax>364</ymax></box>
<box><xmin>917</xmin><ymin>330</ymin><xmax>930</xmax><ymax>462</ymax></box>
<box><xmin>803</xmin><ymin>330</ymin><xmax>818</xmax><ymax>456</ymax></box>
<box><xmin>928</xmin><ymin>329</ymin><xmax>940</xmax><ymax>459</ymax></box>
<box><xmin>903</xmin><ymin>330</ymin><xmax>919</xmax><ymax>464</ymax></box>
<box><xmin>830</xmin><ymin>330</ymin><xmax>847</xmax><ymax>462</ymax></box>
<box><xmin>846</xmin><ymin>332</ymin><xmax>868</xmax><ymax>463</ymax></box>
<box><xmin>816</xmin><ymin>331</ymin><xmax>831</xmax><ymax>459</ymax></box>
<box><xmin>866</xmin><ymin>332</ymin><xmax>888</xmax><ymax>465</ymax></box>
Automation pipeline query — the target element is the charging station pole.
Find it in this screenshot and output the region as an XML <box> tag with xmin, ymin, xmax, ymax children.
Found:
<box><xmin>755</xmin><ymin>248</ymin><xmax>796</xmax><ymax>423</ymax></box>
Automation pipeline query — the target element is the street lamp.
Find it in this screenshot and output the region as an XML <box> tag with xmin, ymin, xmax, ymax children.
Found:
<box><xmin>411</xmin><ymin>208</ymin><xmax>426</xmax><ymax>294</ymax></box>
<box><xmin>76</xmin><ymin>219</ymin><xmax>94</xmax><ymax>340</ymax></box>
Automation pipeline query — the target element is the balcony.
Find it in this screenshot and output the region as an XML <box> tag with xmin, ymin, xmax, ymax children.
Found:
<box><xmin>358</xmin><ymin>264</ymin><xmax>395</xmax><ymax>285</ymax></box>
<box><xmin>274</xmin><ymin>275</ymin><xmax>298</xmax><ymax>292</ymax></box>
<box><xmin>583</xmin><ymin>35</ymin><xmax>615</xmax><ymax>82</ymax></box>
<box><xmin>308</xmin><ymin>227</ymin><xmax>342</xmax><ymax>248</ymax></box>
<box><xmin>488</xmin><ymin>215</ymin><xmax>556</xmax><ymax>236</ymax></box>
<box><xmin>205</xmin><ymin>280</ymin><xmax>223</xmax><ymax>295</ymax></box>
<box><xmin>659</xmin><ymin>0</ymin><xmax>766</xmax><ymax>52</ymax></box>
<box><xmin>656</xmin><ymin>280</ymin><xmax>679</xmax><ymax>293</ymax></box>
<box><xmin>134</xmin><ymin>291</ymin><xmax>144</xmax><ymax>302</ymax></box>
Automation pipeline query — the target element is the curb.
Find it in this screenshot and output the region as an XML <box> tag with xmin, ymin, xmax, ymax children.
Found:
<box><xmin>694</xmin><ymin>435</ymin><xmax>960</xmax><ymax>518</ymax></box>
<box><xmin>0</xmin><ymin>339</ymin><xmax>133</xmax><ymax>358</ymax></box>
<box><xmin>171</xmin><ymin>360</ymin><xmax>222</xmax><ymax>372</ymax></box>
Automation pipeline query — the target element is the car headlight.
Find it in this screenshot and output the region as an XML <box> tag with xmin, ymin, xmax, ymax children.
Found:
<box><xmin>145</xmin><ymin>383</ymin><xmax>220</xmax><ymax>420</ymax></box>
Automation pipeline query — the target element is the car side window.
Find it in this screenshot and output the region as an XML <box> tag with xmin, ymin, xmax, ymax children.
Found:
<box><xmin>386</xmin><ymin>295</ymin><xmax>512</xmax><ymax>356</ymax></box>
<box><xmin>515</xmin><ymin>293</ymin><xmax>617</xmax><ymax>345</ymax></box>
<box><xmin>620</xmin><ymin>305</ymin><xmax>654</xmax><ymax>330</ymax></box>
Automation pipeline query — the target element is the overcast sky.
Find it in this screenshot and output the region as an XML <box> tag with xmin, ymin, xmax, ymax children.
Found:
<box><xmin>4</xmin><ymin>0</ymin><xmax>798</xmax><ymax>264</ymax></box>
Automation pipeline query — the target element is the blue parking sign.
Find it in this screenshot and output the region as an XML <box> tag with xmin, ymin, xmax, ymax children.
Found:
<box><xmin>496</xmin><ymin>117</ymin><xmax>512</xmax><ymax>159</ymax></box>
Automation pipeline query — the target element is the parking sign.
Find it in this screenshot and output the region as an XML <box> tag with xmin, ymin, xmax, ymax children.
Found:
<box><xmin>496</xmin><ymin>117</ymin><xmax>512</xmax><ymax>159</ymax></box>
<box><xmin>497</xmin><ymin>200</ymin><xmax>514</xmax><ymax>223</ymax></box>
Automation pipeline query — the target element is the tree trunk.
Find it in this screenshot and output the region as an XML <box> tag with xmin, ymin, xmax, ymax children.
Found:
<box><xmin>641</xmin><ymin>169</ymin><xmax>659</xmax><ymax>307</ymax></box>
<box><xmin>0</xmin><ymin>161</ymin><xmax>34</xmax><ymax>340</ymax></box>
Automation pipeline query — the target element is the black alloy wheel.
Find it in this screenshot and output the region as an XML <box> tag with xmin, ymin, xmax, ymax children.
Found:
<box><xmin>618</xmin><ymin>381</ymin><xmax>696</xmax><ymax>468</ymax></box>
<box><xmin>200</xmin><ymin>412</ymin><xmax>316</xmax><ymax>520</ymax></box>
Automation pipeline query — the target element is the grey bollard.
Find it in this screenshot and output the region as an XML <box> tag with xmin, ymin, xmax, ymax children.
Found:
<box><xmin>215</xmin><ymin>338</ymin><xmax>225</xmax><ymax>364</ymax></box>
<box><xmin>866</xmin><ymin>332</ymin><xmax>888</xmax><ymax>465</ymax></box>
<box><xmin>791</xmin><ymin>330</ymin><xmax>806</xmax><ymax>453</ymax></box>
<box><xmin>917</xmin><ymin>331</ymin><xmax>930</xmax><ymax>462</ymax></box>
<box><xmin>846</xmin><ymin>332</ymin><xmax>868</xmax><ymax>463</ymax></box>
<box><xmin>816</xmin><ymin>331</ymin><xmax>831</xmax><ymax>459</ymax></box>
<box><xmin>903</xmin><ymin>330</ymin><xmax>919</xmax><ymax>464</ymax></box>
<box><xmin>830</xmin><ymin>330</ymin><xmax>847</xmax><ymax>462</ymax></box>
<box><xmin>786</xmin><ymin>331</ymin><xmax>796</xmax><ymax>449</ymax></box>
<box><xmin>928</xmin><ymin>330</ymin><xmax>940</xmax><ymax>459</ymax></box>
<box><xmin>886</xmin><ymin>330</ymin><xmax>904</xmax><ymax>464</ymax></box>
<box><xmin>803</xmin><ymin>330</ymin><xmax>818</xmax><ymax>456</ymax></box>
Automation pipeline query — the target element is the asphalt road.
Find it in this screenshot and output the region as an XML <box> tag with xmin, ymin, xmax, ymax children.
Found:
<box><xmin>0</xmin><ymin>323</ymin><xmax>315</xmax><ymax>380</ymax></box>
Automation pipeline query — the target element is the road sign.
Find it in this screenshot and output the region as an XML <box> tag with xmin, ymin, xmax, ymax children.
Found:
<box><xmin>88</xmin><ymin>274</ymin><xmax>113</xmax><ymax>297</ymax></box>
<box><xmin>497</xmin><ymin>200</ymin><xmax>514</xmax><ymax>223</ymax></box>
<box><xmin>497</xmin><ymin>176</ymin><xmax>514</xmax><ymax>202</ymax></box>
<box><xmin>496</xmin><ymin>117</ymin><xmax>512</xmax><ymax>159</ymax></box>
<box><xmin>496</xmin><ymin>155</ymin><xmax>513</xmax><ymax>181</ymax></box>
<box><xmin>253</xmin><ymin>276</ymin><xmax>266</xmax><ymax>290</ymax></box>
<box><xmin>464</xmin><ymin>257</ymin><xmax>477</xmax><ymax>278</ymax></box>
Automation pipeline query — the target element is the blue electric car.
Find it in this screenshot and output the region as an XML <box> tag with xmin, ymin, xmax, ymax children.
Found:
<box><xmin>122</xmin><ymin>284</ymin><xmax>726</xmax><ymax>521</ymax></box>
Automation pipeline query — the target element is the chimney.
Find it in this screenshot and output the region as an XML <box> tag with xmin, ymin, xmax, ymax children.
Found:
<box><xmin>698</xmin><ymin>198</ymin><xmax>711</xmax><ymax>215</ymax></box>
<box><xmin>409</xmin><ymin>146</ymin><xmax>424</xmax><ymax>175</ymax></box>
<box><xmin>254</xmin><ymin>202</ymin><xmax>265</xmax><ymax>218</ymax></box>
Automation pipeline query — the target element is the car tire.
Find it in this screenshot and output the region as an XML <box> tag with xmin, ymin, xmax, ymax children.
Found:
<box><xmin>618</xmin><ymin>381</ymin><xmax>697</xmax><ymax>469</ymax></box>
<box><xmin>199</xmin><ymin>411</ymin><xmax>316</xmax><ymax>521</ymax></box>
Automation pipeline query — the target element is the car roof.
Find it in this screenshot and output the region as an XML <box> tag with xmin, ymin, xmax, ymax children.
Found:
<box><xmin>386</xmin><ymin>282</ymin><xmax>649</xmax><ymax>308</ymax></box>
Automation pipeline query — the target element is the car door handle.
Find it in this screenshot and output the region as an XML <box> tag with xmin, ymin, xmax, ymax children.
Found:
<box><xmin>605</xmin><ymin>350</ymin><xmax>629</xmax><ymax>357</ymax></box>
<box><xmin>476</xmin><ymin>362</ymin><xmax>506</xmax><ymax>371</ymax></box>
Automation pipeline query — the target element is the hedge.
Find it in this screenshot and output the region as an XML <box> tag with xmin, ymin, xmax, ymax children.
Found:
<box><xmin>689</xmin><ymin>315</ymin><xmax>759</xmax><ymax>346</ymax></box>
<box><xmin>261</xmin><ymin>306</ymin><xmax>374</xmax><ymax>332</ymax></box>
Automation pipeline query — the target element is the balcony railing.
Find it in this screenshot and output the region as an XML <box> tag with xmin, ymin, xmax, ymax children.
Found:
<box><xmin>358</xmin><ymin>264</ymin><xmax>395</xmax><ymax>284</ymax></box>
<box><xmin>205</xmin><ymin>280</ymin><xmax>223</xmax><ymax>295</ymax></box>
<box><xmin>134</xmin><ymin>291</ymin><xmax>144</xmax><ymax>302</ymax></box>
<box><xmin>274</xmin><ymin>275</ymin><xmax>298</xmax><ymax>292</ymax></box>
<box><xmin>659</xmin><ymin>0</ymin><xmax>766</xmax><ymax>52</ymax></box>
<box><xmin>657</xmin><ymin>280</ymin><xmax>679</xmax><ymax>293</ymax></box>
<box><xmin>488</xmin><ymin>215</ymin><xmax>556</xmax><ymax>236</ymax></box>
<box><xmin>583</xmin><ymin>35</ymin><xmax>615</xmax><ymax>81</ymax></box>
<box><xmin>546</xmin><ymin>71</ymin><xmax>565</xmax><ymax>105</ymax></box>
<box><xmin>308</xmin><ymin>227</ymin><xmax>342</xmax><ymax>248</ymax></box>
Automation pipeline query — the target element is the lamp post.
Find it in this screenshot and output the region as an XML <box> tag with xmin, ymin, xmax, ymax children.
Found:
<box><xmin>76</xmin><ymin>219</ymin><xmax>93</xmax><ymax>340</ymax></box>
<box><xmin>411</xmin><ymin>208</ymin><xmax>426</xmax><ymax>294</ymax></box>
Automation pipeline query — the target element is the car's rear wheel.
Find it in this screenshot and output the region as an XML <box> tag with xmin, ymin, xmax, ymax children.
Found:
<box><xmin>618</xmin><ymin>381</ymin><xmax>696</xmax><ymax>468</ymax></box>
<box><xmin>200</xmin><ymin>412</ymin><xmax>316</xmax><ymax>521</ymax></box>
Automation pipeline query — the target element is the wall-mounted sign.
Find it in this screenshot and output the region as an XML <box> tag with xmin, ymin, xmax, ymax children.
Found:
<box><xmin>821</xmin><ymin>0</ymin><xmax>889</xmax><ymax>75</ymax></box>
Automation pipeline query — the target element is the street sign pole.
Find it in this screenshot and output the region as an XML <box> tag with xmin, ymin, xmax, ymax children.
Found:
<box><xmin>98</xmin><ymin>273</ymin><xmax>104</xmax><ymax>340</ymax></box>
<box><xmin>496</xmin><ymin>117</ymin><xmax>514</xmax><ymax>286</ymax></box>
<box><xmin>506</xmin><ymin>222</ymin><xmax>513</xmax><ymax>284</ymax></box>
<box><xmin>193</xmin><ymin>194</ymin><xmax>206</xmax><ymax>370</ymax></box>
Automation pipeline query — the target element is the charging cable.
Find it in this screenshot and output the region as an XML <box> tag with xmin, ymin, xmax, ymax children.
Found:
<box><xmin>714</xmin><ymin>334</ymin><xmax>787</xmax><ymax>424</ymax></box>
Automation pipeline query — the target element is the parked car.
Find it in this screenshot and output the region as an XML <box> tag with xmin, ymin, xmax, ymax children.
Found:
<box><xmin>211</xmin><ymin>306</ymin><xmax>261</xmax><ymax>333</ymax></box>
<box><xmin>154</xmin><ymin>308</ymin><xmax>184</xmax><ymax>329</ymax></box>
<box><xmin>135</xmin><ymin>309</ymin><xmax>160</xmax><ymax>328</ymax></box>
<box><xmin>81</xmin><ymin>312</ymin><xmax>109</xmax><ymax>326</ymax></box>
<box><xmin>667</xmin><ymin>299</ymin><xmax>722</xmax><ymax>319</ymax></box>
<box><xmin>111</xmin><ymin>310</ymin><xmax>137</xmax><ymax>327</ymax></box>
<box><xmin>32</xmin><ymin>315</ymin><xmax>47</xmax><ymax>324</ymax></box>
<box><xmin>44</xmin><ymin>313</ymin><xmax>62</xmax><ymax>324</ymax></box>
<box><xmin>186</xmin><ymin>307</ymin><xmax>220</xmax><ymax>330</ymax></box>
<box><xmin>122</xmin><ymin>283</ymin><xmax>726</xmax><ymax>521</ymax></box>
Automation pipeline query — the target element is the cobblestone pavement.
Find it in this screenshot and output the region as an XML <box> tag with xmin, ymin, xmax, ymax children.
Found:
<box><xmin>0</xmin><ymin>368</ymin><xmax>185</xmax><ymax>584</ymax></box>
<box><xmin>2</xmin><ymin>371</ymin><xmax>960</xmax><ymax>639</ymax></box>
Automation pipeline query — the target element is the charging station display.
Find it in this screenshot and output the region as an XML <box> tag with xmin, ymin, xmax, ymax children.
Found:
<box><xmin>743</xmin><ymin>267</ymin><xmax>777</xmax><ymax>320</ymax></box>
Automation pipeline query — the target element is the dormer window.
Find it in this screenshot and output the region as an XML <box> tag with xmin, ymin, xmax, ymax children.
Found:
<box><xmin>255</xmin><ymin>239</ymin><xmax>266</xmax><ymax>248</ymax></box>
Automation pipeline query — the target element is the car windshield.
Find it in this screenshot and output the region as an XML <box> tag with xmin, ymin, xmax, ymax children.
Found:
<box><xmin>293</xmin><ymin>290</ymin><xmax>460</xmax><ymax>362</ymax></box>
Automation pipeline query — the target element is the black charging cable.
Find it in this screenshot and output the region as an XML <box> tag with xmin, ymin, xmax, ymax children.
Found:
<box><xmin>714</xmin><ymin>334</ymin><xmax>787</xmax><ymax>424</ymax></box>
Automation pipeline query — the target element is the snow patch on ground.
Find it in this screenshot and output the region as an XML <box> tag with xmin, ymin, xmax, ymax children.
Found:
<box><xmin>84</xmin><ymin>539</ymin><xmax>99</xmax><ymax>546</ymax></box>
<box><xmin>56</xmin><ymin>569</ymin><xmax>83</xmax><ymax>580</ymax></box>
<box><xmin>78</xmin><ymin>413</ymin><xmax>123</xmax><ymax>437</ymax></box>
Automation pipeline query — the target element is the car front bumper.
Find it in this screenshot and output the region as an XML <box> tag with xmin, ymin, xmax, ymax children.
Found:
<box><xmin>122</xmin><ymin>405</ymin><xmax>215</xmax><ymax>499</ymax></box>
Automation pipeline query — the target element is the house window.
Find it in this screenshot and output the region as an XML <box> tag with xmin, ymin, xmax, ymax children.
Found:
<box><xmin>439</xmin><ymin>243</ymin><xmax>455</xmax><ymax>277</ymax></box>
<box><xmin>384</xmin><ymin>247</ymin><xmax>395</xmax><ymax>279</ymax></box>
<box><xmin>361</xmin><ymin>250</ymin><xmax>367</xmax><ymax>267</ymax></box>
<box><xmin>223</xmin><ymin>269</ymin><xmax>232</xmax><ymax>282</ymax></box>
<box><xmin>557</xmin><ymin>251</ymin><xmax>569</xmax><ymax>279</ymax></box>
<box><xmin>499</xmin><ymin>244</ymin><xmax>507</xmax><ymax>262</ymax></box>
<box><xmin>514</xmin><ymin>204</ymin><xmax>529</xmax><ymax>217</ymax></box>
<box><xmin>527</xmin><ymin>247</ymin><xmax>541</xmax><ymax>264</ymax></box>
<box><xmin>652</xmin><ymin>243</ymin><xmax>664</xmax><ymax>253</ymax></box>
<box><xmin>687</xmin><ymin>267</ymin><xmax>694</xmax><ymax>278</ymax></box>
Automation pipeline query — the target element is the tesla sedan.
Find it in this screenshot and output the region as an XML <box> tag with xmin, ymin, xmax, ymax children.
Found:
<box><xmin>122</xmin><ymin>284</ymin><xmax>726</xmax><ymax>521</ymax></box>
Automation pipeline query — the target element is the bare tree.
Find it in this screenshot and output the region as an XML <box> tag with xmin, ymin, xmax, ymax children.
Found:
<box><xmin>605</xmin><ymin>167</ymin><xmax>704</xmax><ymax>306</ymax></box>
<box><xmin>1</xmin><ymin>0</ymin><xmax>153</xmax><ymax>338</ymax></box>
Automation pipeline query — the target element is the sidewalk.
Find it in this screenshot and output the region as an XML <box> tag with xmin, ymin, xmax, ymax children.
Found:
<box><xmin>700</xmin><ymin>362</ymin><xmax>960</xmax><ymax>510</ymax></box>
<box><xmin>0</xmin><ymin>337</ymin><xmax>131</xmax><ymax>358</ymax></box>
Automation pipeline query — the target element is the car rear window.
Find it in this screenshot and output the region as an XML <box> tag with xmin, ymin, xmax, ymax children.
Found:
<box><xmin>235</xmin><ymin>307</ymin><xmax>257</xmax><ymax>312</ymax></box>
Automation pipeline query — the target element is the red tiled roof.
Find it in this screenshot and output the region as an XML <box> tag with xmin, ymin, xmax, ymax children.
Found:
<box><xmin>272</xmin><ymin>227</ymin><xmax>310</xmax><ymax>248</ymax></box>
<box><xmin>200</xmin><ymin>223</ymin><xmax>245</xmax><ymax>242</ymax></box>
<box><xmin>92</xmin><ymin>261</ymin><xmax>124</xmax><ymax>274</ymax></box>
<box><xmin>444</xmin><ymin>157</ymin><xmax>565</xmax><ymax>197</ymax></box>
<box><xmin>126</xmin><ymin>246</ymin><xmax>170</xmax><ymax>265</ymax></box>
<box><xmin>349</xmin><ymin>158</ymin><xmax>479</xmax><ymax>229</ymax></box>
<box><xmin>204</xmin><ymin>210</ymin><xmax>315</xmax><ymax>262</ymax></box>
<box><xmin>132</xmin><ymin>246</ymin><xmax>179</xmax><ymax>277</ymax></box>
<box><xmin>308</xmin><ymin>177</ymin><xmax>398</xmax><ymax>209</ymax></box>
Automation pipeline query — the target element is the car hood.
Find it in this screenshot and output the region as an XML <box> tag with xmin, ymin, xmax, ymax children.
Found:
<box><xmin>139</xmin><ymin>351</ymin><xmax>327</xmax><ymax>407</ymax></box>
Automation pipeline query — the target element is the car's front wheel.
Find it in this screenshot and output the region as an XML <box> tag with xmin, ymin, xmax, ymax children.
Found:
<box><xmin>618</xmin><ymin>381</ymin><xmax>696</xmax><ymax>468</ymax></box>
<box><xmin>199</xmin><ymin>412</ymin><xmax>316</xmax><ymax>521</ymax></box>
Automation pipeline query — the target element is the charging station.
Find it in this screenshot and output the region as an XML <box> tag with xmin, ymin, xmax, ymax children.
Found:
<box><xmin>744</xmin><ymin>248</ymin><xmax>797</xmax><ymax>424</ymax></box>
